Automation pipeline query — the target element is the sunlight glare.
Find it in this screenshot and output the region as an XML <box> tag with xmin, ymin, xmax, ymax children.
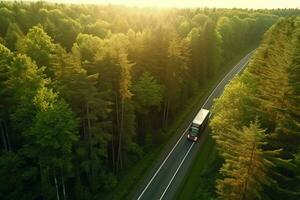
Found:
<box><xmin>44</xmin><ymin>0</ymin><xmax>300</xmax><ymax>9</ymax></box>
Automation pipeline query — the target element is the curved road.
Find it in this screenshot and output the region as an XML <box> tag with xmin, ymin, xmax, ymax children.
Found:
<box><xmin>135</xmin><ymin>51</ymin><xmax>254</xmax><ymax>200</ymax></box>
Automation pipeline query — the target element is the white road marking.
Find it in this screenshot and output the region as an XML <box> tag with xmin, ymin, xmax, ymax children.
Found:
<box><xmin>202</xmin><ymin>51</ymin><xmax>253</xmax><ymax>107</ymax></box>
<box><xmin>136</xmin><ymin>50</ymin><xmax>255</xmax><ymax>200</ymax></box>
<box><xmin>136</xmin><ymin>123</ymin><xmax>191</xmax><ymax>200</ymax></box>
<box><xmin>159</xmin><ymin>142</ymin><xmax>195</xmax><ymax>200</ymax></box>
<box><xmin>236</xmin><ymin>58</ymin><xmax>251</xmax><ymax>74</ymax></box>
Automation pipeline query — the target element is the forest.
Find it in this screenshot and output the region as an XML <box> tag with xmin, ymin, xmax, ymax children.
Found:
<box><xmin>211</xmin><ymin>17</ymin><xmax>300</xmax><ymax>200</ymax></box>
<box><xmin>0</xmin><ymin>1</ymin><xmax>295</xmax><ymax>200</ymax></box>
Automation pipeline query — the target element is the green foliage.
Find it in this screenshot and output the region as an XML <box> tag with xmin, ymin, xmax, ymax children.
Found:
<box><xmin>8</xmin><ymin>54</ymin><xmax>45</xmax><ymax>136</ymax></box>
<box><xmin>132</xmin><ymin>72</ymin><xmax>164</xmax><ymax>113</ymax></box>
<box><xmin>0</xmin><ymin>1</ymin><xmax>284</xmax><ymax>199</ymax></box>
<box><xmin>211</xmin><ymin>17</ymin><xmax>300</xmax><ymax>200</ymax></box>
<box><xmin>0</xmin><ymin>44</ymin><xmax>12</xmax><ymax>105</ymax></box>
<box><xmin>25</xmin><ymin>88</ymin><xmax>78</xmax><ymax>171</ymax></box>
<box><xmin>215</xmin><ymin>122</ymin><xmax>272</xmax><ymax>200</ymax></box>
<box><xmin>0</xmin><ymin>151</ymin><xmax>37</xmax><ymax>200</ymax></box>
<box><xmin>5</xmin><ymin>22</ymin><xmax>23</xmax><ymax>51</ymax></box>
<box><xmin>0</xmin><ymin>7</ymin><xmax>12</xmax><ymax>36</ymax></box>
<box><xmin>178</xmin><ymin>20</ymin><xmax>191</xmax><ymax>37</ymax></box>
<box><xmin>56</xmin><ymin>18</ymin><xmax>81</xmax><ymax>51</ymax></box>
<box><xmin>18</xmin><ymin>25</ymin><xmax>55</xmax><ymax>74</ymax></box>
<box><xmin>84</xmin><ymin>20</ymin><xmax>110</xmax><ymax>38</ymax></box>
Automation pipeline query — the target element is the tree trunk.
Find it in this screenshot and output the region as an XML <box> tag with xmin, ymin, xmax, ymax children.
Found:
<box><xmin>120</xmin><ymin>100</ymin><xmax>124</xmax><ymax>169</ymax></box>
<box><xmin>166</xmin><ymin>97</ymin><xmax>171</xmax><ymax>126</ymax></box>
<box><xmin>54</xmin><ymin>171</ymin><xmax>60</xmax><ymax>200</ymax></box>
<box><xmin>111</xmin><ymin>131</ymin><xmax>115</xmax><ymax>173</ymax></box>
<box><xmin>86</xmin><ymin>103</ymin><xmax>96</xmax><ymax>186</ymax></box>
<box><xmin>112</xmin><ymin>92</ymin><xmax>118</xmax><ymax>172</ymax></box>
<box><xmin>115</xmin><ymin>92</ymin><xmax>120</xmax><ymax>170</ymax></box>
<box><xmin>162</xmin><ymin>100</ymin><xmax>167</xmax><ymax>127</ymax></box>
<box><xmin>61</xmin><ymin>170</ymin><xmax>66</xmax><ymax>200</ymax></box>
<box><xmin>242</xmin><ymin>141</ymin><xmax>256</xmax><ymax>200</ymax></box>
<box><xmin>115</xmin><ymin>92</ymin><xmax>120</xmax><ymax>135</ymax></box>
<box><xmin>86</xmin><ymin>103</ymin><xmax>92</xmax><ymax>156</ymax></box>
<box><xmin>138</xmin><ymin>114</ymin><xmax>144</xmax><ymax>144</ymax></box>
<box><xmin>82</xmin><ymin>103</ymin><xmax>86</xmax><ymax>138</ymax></box>
<box><xmin>39</xmin><ymin>163</ymin><xmax>45</xmax><ymax>200</ymax></box>
<box><xmin>117</xmin><ymin>99</ymin><xmax>124</xmax><ymax>170</ymax></box>
<box><xmin>75</xmin><ymin>159</ymin><xmax>82</xmax><ymax>195</ymax></box>
<box><xmin>3</xmin><ymin>120</ymin><xmax>11</xmax><ymax>150</ymax></box>
<box><xmin>0</xmin><ymin>121</ymin><xmax>8</xmax><ymax>150</ymax></box>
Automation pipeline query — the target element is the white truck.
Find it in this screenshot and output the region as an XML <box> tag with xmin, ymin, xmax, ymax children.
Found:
<box><xmin>187</xmin><ymin>108</ymin><xmax>210</xmax><ymax>142</ymax></box>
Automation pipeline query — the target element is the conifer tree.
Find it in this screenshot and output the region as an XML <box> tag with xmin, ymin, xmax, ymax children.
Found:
<box><xmin>216</xmin><ymin>122</ymin><xmax>274</xmax><ymax>200</ymax></box>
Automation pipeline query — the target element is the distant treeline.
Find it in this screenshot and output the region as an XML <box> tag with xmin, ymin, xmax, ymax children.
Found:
<box><xmin>211</xmin><ymin>17</ymin><xmax>300</xmax><ymax>200</ymax></box>
<box><xmin>0</xmin><ymin>1</ymin><xmax>291</xmax><ymax>199</ymax></box>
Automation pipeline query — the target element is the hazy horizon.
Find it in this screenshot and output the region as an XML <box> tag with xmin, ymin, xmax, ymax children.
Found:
<box><xmin>19</xmin><ymin>0</ymin><xmax>300</xmax><ymax>9</ymax></box>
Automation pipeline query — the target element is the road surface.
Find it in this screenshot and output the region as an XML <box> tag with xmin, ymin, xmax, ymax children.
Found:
<box><xmin>135</xmin><ymin>51</ymin><xmax>254</xmax><ymax>200</ymax></box>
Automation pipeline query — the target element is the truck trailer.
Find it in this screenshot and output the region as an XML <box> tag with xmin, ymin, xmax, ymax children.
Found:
<box><xmin>187</xmin><ymin>108</ymin><xmax>210</xmax><ymax>142</ymax></box>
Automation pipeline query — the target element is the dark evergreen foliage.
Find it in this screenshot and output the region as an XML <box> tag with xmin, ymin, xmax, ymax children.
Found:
<box><xmin>0</xmin><ymin>1</ymin><xmax>291</xmax><ymax>199</ymax></box>
<box><xmin>211</xmin><ymin>17</ymin><xmax>300</xmax><ymax>200</ymax></box>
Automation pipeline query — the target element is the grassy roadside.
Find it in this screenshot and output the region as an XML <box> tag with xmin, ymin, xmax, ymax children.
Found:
<box><xmin>104</xmin><ymin>45</ymin><xmax>257</xmax><ymax>200</ymax></box>
<box><xmin>176</xmin><ymin>135</ymin><xmax>218</xmax><ymax>200</ymax></box>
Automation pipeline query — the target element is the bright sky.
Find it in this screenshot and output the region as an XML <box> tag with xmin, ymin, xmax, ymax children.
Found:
<box><xmin>29</xmin><ymin>0</ymin><xmax>300</xmax><ymax>9</ymax></box>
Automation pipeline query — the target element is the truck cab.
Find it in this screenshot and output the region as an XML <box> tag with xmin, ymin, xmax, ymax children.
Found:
<box><xmin>187</xmin><ymin>108</ymin><xmax>210</xmax><ymax>142</ymax></box>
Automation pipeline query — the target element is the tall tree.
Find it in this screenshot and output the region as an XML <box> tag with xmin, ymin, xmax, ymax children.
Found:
<box><xmin>5</xmin><ymin>22</ymin><xmax>23</xmax><ymax>51</ymax></box>
<box><xmin>132</xmin><ymin>71</ymin><xmax>164</xmax><ymax>144</ymax></box>
<box><xmin>215</xmin><ymin>122</ymin><xmax>275</xmax><ymax>200</ymax></box>
<box><xmin>116</xmin><ymin>53</ymin><xmax>134</xmax><ymax>170</ymax></box>
<box><xmin>211</xmin><ymin>17</ymin><xmax>300</xmax><ymax>200</ymax></box>
<box><xmin>0</xmin><ymin>44</ymin><xmax>13</xmax><ymax>151</ymax></box>
<box><xmin>18</xmin><ymin>25</ymin><xmax>55</xmax><ymax>76</ymax></box>
<box><xmin>162</xmin><ymin>34</ymin><xmax>191</xmax><ymax>126</ymax></box>
<box><xmin>24</xmin><ymin>86</ymin><xmax>78</xmax><ymax>200</ymax></box>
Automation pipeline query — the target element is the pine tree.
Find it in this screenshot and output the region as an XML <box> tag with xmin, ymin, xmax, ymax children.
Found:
<box><xmin>132</xmin><ymin>71</ymin><xmax>164</xmax><ymax>144</ymax></box>
<box><xmin>211</xmin><ymin>17</ymin><xmax>300</xmax><ymax>200</ymax></box>
<box><xmin>216</xmin><ymin>122</ymin><xmax>274</xmax><ymax>200</ymax></box>
<box><xmin>117</xmin><ymin>53</ymin><xmax>134</xmax><ymax>170</ymax></box>
<box><xmin>163</xmin><ymin>34</ymin><xmax>191</xmax><ymax>126</ymax></box>
<box><xmin>24</xmin><ymin>86</ymin><xmax>78</xmax><ymax>200</ymax></box>
<box><xmin>5</xmin><ymin>22</ymin><xmax>23</xmax><ymax>51</ymax></box>
<box><xmin>0</xmin><ymin>44</ymin><xmax>13</xmax><ymax>151</ymax></box>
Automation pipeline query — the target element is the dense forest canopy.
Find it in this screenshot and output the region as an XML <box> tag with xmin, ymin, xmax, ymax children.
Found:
<box><xmin>211</xmin><ymin>16</ymin><xmax>300</xmax><ymax>200</ymax></box>
<box><xmin>0</xmin><ymin>1</ymin><xmax>298</xmax><ymax>199</ymax></box>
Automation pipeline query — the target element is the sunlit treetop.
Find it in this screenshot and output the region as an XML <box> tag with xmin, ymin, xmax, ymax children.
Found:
<box><xmin>35</xmin><ymin>0</ymin><xmax>299</xmax><ymax>9</ymax></box>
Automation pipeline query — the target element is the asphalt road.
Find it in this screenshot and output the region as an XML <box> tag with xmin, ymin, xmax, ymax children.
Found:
<box><xmin>135</xmin><ymin>51</ymin><xmax>254</xmax><ymax>200</ymax></box>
